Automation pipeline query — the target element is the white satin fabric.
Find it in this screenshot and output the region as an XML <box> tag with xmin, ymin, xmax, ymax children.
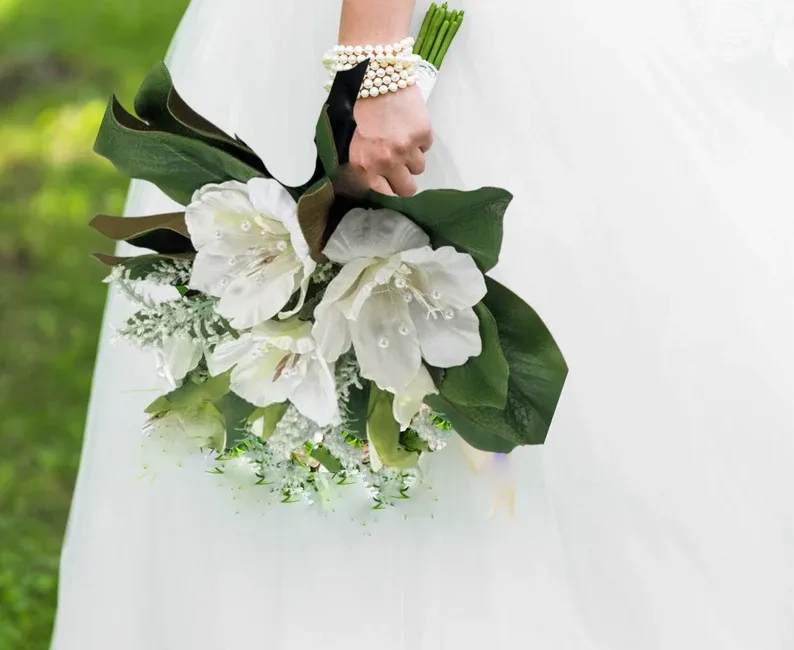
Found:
<box><xmin>53</xmin><ymin>1</ymin><xmax>794</xmax><ymax>648</ymax></box>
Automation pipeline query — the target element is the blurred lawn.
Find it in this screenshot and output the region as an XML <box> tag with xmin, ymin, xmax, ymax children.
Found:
<box><xmin>0</xmin><ymin>0</ymin><xmax>188</xmax><ymax>646</ymax></box>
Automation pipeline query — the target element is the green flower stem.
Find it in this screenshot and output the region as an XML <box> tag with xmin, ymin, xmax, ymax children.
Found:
<box><xmin>420</xmin><ymin>2</ymin><xmax>447</xmax><ymax>60</ymax></box>
<box><xmin>414</xmin><ymin>2</ymin><xmax>437</xmax><ymax>53</ymax></box>
<box><xmin>428</xmin><ymin>19</ymin><xmax>451</xmax><ymax>66</ymax></box>
<box><xmin>435</xmin><ymin>14</ymin><xmax>463</xmax><ymax>68</ymax></box>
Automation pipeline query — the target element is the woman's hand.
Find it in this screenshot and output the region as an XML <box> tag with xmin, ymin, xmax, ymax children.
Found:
<box><xmin>349</xmin><ymin>85</ymin><xmax>433</xmax><ymax>196</ymax></box>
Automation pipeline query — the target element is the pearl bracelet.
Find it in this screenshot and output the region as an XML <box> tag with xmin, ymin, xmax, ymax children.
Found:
<box><xmin>322</xmin><ymin>37</ymin><xmax>420</xmax><ymax>99</ymax></box>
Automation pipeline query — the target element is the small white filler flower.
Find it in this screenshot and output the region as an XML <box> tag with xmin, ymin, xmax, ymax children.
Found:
<box><xmin>207</xmin><ymin>318</ymin><xmax>339</xmax><ymax>427</ymax></box>
<box><xmin>312</xmin><ymin>208</ymin><xmax>487</xmax><ymax>423</ymax></box>
<box><xmin>185</xmin><ymin>179</ymin><xmax>315</xmax><ymax>329</ymax></box>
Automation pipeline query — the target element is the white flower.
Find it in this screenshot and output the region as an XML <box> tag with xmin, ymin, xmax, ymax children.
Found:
<box><xmin>312</xmin><ymin>208</ymin><xmax>487</xmax><ymax>395</ymax></box>
<box><xmin>392</xmin><ymin>365</ymin><xmax>438</xmax><ymax>428</ymax></box>
<box><xmin>185</xmin><ymin>179</ymin><xmax>315</xmax><ymax>329</ymax></box>
<box><xmin>153</xmin><ymin>336</ymin><xmax>203</xmax><ymax>390</ymax></box>
<box><xmin>207</xmin><ymin>318</ymin><xmax>339</xmax><ymax>427</ymax></box>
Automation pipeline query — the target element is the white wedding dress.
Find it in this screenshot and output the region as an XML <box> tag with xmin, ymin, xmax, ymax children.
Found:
<box><xmin>52</xmin><ymin>1</ymin><xmax>794</xmax><ymax>648</ymax></box>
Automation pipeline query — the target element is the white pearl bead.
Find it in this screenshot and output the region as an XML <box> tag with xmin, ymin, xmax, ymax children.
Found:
<box><xmin>394</xmin><ymin>63</ymin><xmax>403</xmax><ymax>72</ymax></box>
<box><xmin>385</xmin><ymin>65</ymin><xmax>395</xmax><ymax>75</ymax></box>
<box><xmin>364</xmin><ymin>44</ymin><xmax>374</xmax><ymax>54</ymax></box>
<box><xmin>431</xmin><ymin>290</ymin><xmax>443</xmax><ymax>300</ymax></box>
<box><xmin>374</xmin><ymin>44</ymin><xmax>384</xmax><ymax>54</ymax></box>
<box><xmin>388</xmin><ymin>82</ymin><xmax>398</xmax><ymax>93</ymax></box>
<box><xmin>394</xmin><ymin>277</ymin><xmax>407</xmax><ymax>289</ymax></box>
<box><xmin>398</xmin><ymin>79</ymin><xmax>407</xmax><ymax>89</ymax></box>
<box><xmin>376</xmin><ymin>53</ymin><xmax>386</xmax><ymax>62</ymax></box>
<box><xmin>376</xmin><ymin>68</ymin><xmax>386</xmax><ymax>77</ymax></box>
<box><xmin>391</xmin><ymin>73</ymin><xmax>400</xmax><ymax>82</ymax></box>
<box><xmin>398</xmin><ymin>323</ymin><xmax>411</xmax><ymax>336</ymax></box>
<box><xmin>370</xmin><ymin>60</ymin><xmax>380</xmax><ymax>70</ymax></box>
<box><xmin>345</xmin><ymin>45</ymin><xmax>354</xmax><ymax>55</ymax></box>
<box><xmin>214</xmin><ymin>230</ymin><xmax>223</xmax><ymax>239</ymax></box>
<box><xmin>276</xmin><ymin>240</ymin><xmax>288</xmax><ymax>252</ymax></box>
<box><xmin>403</xmin><ymin>292</ymin><xmax>414</xmax><ymax>303</ymax></box>
<box><xmin>443</xmin><ymin>309</ymin><xmax>455</xmax><ymax>320</ymax></box>
<box><xmin>360</xmin><ymin>89</ymin><xmax>370</xmax><ymax>98</ymax></box>
<box><xmin>363</xmin><ymin>78</ymin><xmax>373</xmax><ymax>89</ymax></box>
<box><xmin>356</xmin><ymin>54</ymin><xmax>367</xmax><ymax>63</ymax></box>
<box><xmin>343</xmin><ymin>64</ymin><xmax>353</xmax><ymax>70</ymax></box>
<box><xmin>366</xmin><ymin>70</ymin><xmax>376</xmax><ymax>79</ymax></box>
<box><xmin>394</xmin><ymin>43</ymin><xmax>403</xmax><ymax>53</ymax></box>
<box><xmin>385</xmin><ymin>44</ymin><xmax>393</xmax><ymax>54</ymax></box>
<box><xmin>378</xmin><ymin>337</ymin><xmax>390</xmax><ymax>348</ymax></box>
<box><xmin>240</xmin><ymin>221</ymin><xmax>251</xmax><ymax>232</ymax></box>
<box><xmin>354</xmin><ymin>45</ymin><xmax>363</xmax><ymax>55</ymax></box>
<box><xmin>400</xmin><ymin>70</ymin><xmax>409</xmax><ymax>80</ymax></box>
<box><xmin>333</xmin><ymin>45</ymin><xmax>342</xmax><ymax>54</ymax></box>
<box><xmin>407</xmin><ymin>75</ymin><xmax>416</xmax><ymax>86</ymax></box>
<box><xmin>219</xmin><ymin>277</ymin><xmax>229</xmax><ymax>287</ymax></box>
<box><xmin>373</xmin><ymin>77</ymin><xmax>383</xmax><ymax>87</ymax></box>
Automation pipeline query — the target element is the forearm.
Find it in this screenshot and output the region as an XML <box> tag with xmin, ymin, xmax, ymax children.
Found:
<box><xmin>339</xmin><ymin>0</ymin><xmax>416</xmax><ymax>44</ymax></box>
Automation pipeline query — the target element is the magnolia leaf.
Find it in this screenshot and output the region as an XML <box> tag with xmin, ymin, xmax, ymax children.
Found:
<box><xmin>310</xmin><ymin>446</ymin><xmax>344</xmax><ymax>474</ymax></box>
<box><xmin>94</xmin><ymin>97</ymin><xmax>263</xmax><ymax>205</ymax></box>
<box><xmin>438</xmin><ymin>302</ymin><xmax>509</xmax><ymax>409</ymax></box>
<box><xmin>367</xmin><ymin>385</ymin><xmax>418</xmax><ymax>470</ymax></box>
<box><xmin>426</xmin><ymin>278</ymin><xmax>567</xmax><ymax>452</ymax></box>
<box><xmin>214</xmin><ymin>392</ymin><xmax>257</xmax><ymax>450</ymax></box>
<box><xmin>90</xmin><ymin>213</ymin><xmax>193</xmax><ymax>254</ymax></box>
<box><xmin>248</xmin><ymin>403</ymin><xmax>289</xmax><ymax>442</ymax></box>
<box><xmin>133</xmin><ymin>62</ymin><xmax>267</xmax><ymax>174</ymax></box>
<box><xmin>368</xmin><ymin>187</ymin><xmax>511</xmax><ymax>271</ymax></box>
<box><xmin>314</xmin><ymin>106</ymin><xmax>338</xmax><ymax>178</ymax></box>
<box><xmin>297</xmin><ymin>178</ymin><xmax>335</xmax><ymax>262</ymax></box>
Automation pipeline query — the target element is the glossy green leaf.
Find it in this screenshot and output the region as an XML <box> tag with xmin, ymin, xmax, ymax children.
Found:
<box><xmin>438</xmin><ymin>302</ymin><xmax>509</xmax><ymax>409</ymax></box>
<box><xmin>344</xmin><ymin>377</ymin><xmax>371</xmax><ymax>440</ymax></box>
<box><xmin>367</xmin><ymin>186</ymin><xmax>511</xmax><ymax>271</ymax></box>
<box><xmin>367</xmin><ymin>385</ymin><xmax>418</xmax><ymax>469</ymax></box>
<box><xmin>94</xmin><ymin>97</ymin><xmax>263</xmax><ymax>205</ymax></box>
<box><xmin>426</xmin><ymin>278</ymin><xmax>567</xmax><ymax>452</ymax></box>
<box><xmin>314</xmin><ymin>106</ymin><xmax>338</xmax><ymax>177</ymax></box>
<box><xmin>145</xmin><ymin>371</ymin><xmax>231</xmax><ymax>415</ymax></box>
<box><xmin>133</xmin><ymin>62</ymin><xmax>266</xmax><ymax>174</ymax></box>
<box><xmin>90</xmin><ymin>212</ymin><xmax>193</xmax><ymax>254</ymax></box>
<box><xmin>297</xmin><ymin>178</ymin><xmax>335</xmax><ymax>262</ymax></box>
<box><xmin>214</xmin><ymin>392</ymin><xmax>257</xmax><ymax>450</ymax></box>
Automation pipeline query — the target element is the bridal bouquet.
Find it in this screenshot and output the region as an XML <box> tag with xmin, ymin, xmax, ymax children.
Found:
<box><xmin>89</xmin><ymin>13</ymin><xmax>567</xmax><ymax>507</ymax></box>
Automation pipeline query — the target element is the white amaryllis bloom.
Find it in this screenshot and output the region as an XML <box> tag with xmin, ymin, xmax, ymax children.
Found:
<box><xmin>152</xmin><ymin>336</ymin><xmax>203</xmax><ymax>390</ymax></box>
<box><xmin>185</xmin><ymin>179</ymin><xmax>315</xmax><ymax>329</ymax></box>
<box><xmin>392</xmin><ymin>365</ymin><xmax>438</xmax><ymax>429</ymax></box>
<box><xmin>207</xmin><ymin>318</ymin><xmax>339</xmax><ymax>427</ymax></box>
<box><xmin>313</xmin><ymin>208</ymin><xmax>487</xmax><ymax>397</ymax></box>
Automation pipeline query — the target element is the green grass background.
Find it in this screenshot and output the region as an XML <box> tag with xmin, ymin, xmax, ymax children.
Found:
<box><xmin>0</xmin><ymin>0</ymin><xmax>189</xmax><ymax>646</ymax></box>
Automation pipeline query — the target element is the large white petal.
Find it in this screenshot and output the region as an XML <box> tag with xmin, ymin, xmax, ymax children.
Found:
<box><xmin>393</xmin><ymin>365</ymin><xmax>437</xmax><ymax>429</ymax></box>
<box><xmin>323</xmin><ymin>208</ymin><xmax>430</xmax><ymax>264</ymax></box>
<box><xmin>185</xmin><ymin>181</ymin><xmax>268</xmax><ymax>257</ymax></box>
<box><xmin>230</xmin><ymin>348</ymin><xmax>300</xmax><ymax>407</ymax></box>
<box><xmin>320</xmin><ymin>257</ymin><xmax>373</xmax><ymax>305</ymax></box>
<box><xmin>217</xmin><ymin>254</ymin><xmax>301</xmax><ymax>329</ymax></box>
<box><xmin>252</xmin><ymin>318</ymin><xmax>315</xmax><ymax>354</ymax></box>
<box><xmin>248</xmin><ymin>178</ymin><xmax>298</xmax><ymax>228</ymax></box>
<box><xmin>350</xmin><ymin>288</ymin><xmax>421</xmax><ymax>393</ymax></box>
<box><xmin>276</xmin><ymin>197</ymin><xmax>312</xmax><ymax>264</ymax></box>
<box><xmin>189</xmin><ymin>250</ymin><xmax>254</xmax><ymax>297</ymax></box>
<box><xmin>290</xmin><ymin>357</ymin><xmax>339</xmax><ymax>426</ymax></box>
<box><xmin>334</xmin><ymin>258</ymin><xmax>401</xmax><ymax>321</ymax></box>
<box><xmin>205</xmin><ymin>333</ymin><xmax>257</xmax><ymax>376</ymax></box>
<box><xmin>278</xmin><ymin>259</ymin><xmax>315</xmax><ymax>319</ymax></box>
<box><xmin>312</xmin><ymin>304</ymin><xmax>352</xmax><ymax>363</ymax></box>
<box><xmin>410</xmin><ymin>303</ymin><xmax>482</xmax><ymax>368</ymax></box>
<box><xmin>154</xmin><ymin>336</ymin><xmax>203</xmax><ymax>389</ymax></box>
<box><xmin>401</xmin><ymin>246</ymin><xmax>487</xmax><ymax>309</ymax></box>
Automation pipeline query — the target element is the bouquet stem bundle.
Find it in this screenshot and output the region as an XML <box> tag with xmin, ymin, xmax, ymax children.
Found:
<box><xmin>415</xmin><ymin>2</ymin><xmax>464</xmax><ymax>69</ymax></box>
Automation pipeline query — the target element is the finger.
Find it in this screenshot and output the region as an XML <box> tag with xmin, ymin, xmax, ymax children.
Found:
<box><xmin>417</xmin><ymin>129</ymin><xmax>434</xmax><ymax>153</ymax></box>
<box><xmin>406</xmin><ymin>148</ymin><xmax>426</xmax><ymax>175</ymax></box>
<box><xmin>369</xmin><ymin>174</ymin><xmax>396</xmax><ymax>196</ymax></box>
<box><xmin>385</xmin><ymin>165</ymin><xmax>418</xmax><ymax>197</ymax></box>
